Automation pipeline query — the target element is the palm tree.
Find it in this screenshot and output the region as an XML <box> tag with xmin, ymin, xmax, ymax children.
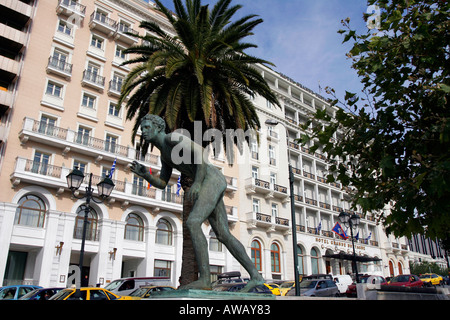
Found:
<box><xmin>119</xmin><ymin>0</ymin><xmax>279</xmax><ymax>286</ymax></box>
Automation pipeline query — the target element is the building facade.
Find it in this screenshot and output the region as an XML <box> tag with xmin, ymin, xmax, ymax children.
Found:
<box><xmin>0</xmin><ymin>0</ymin><xmax>445</xmax><ymax>288</ymax></box>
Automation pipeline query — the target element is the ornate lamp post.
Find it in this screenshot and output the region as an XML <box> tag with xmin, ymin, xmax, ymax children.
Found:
<box><xmin>338</xmin><ymin>211</ymin><xmax>361</xmax><ymax>283</ymax></box>
<box><xmin>66</xmin><ymin>167</ymin><xmax>115</xmax><ymax>286</ymax></box>
<box><xmin>265</xmin><ymin>119</ymin><xmax>300</xmax><ymax>296</ymax></box>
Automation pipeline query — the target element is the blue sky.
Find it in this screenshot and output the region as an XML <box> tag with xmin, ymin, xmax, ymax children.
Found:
<box><xmin>154</xmin><ymin>0</ymin><xmax>370</xmax><ymax>103</ymax></box>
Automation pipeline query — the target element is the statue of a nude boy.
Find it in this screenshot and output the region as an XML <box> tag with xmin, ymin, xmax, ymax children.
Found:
<box><xmin>131</xmin><ymin>114</ymin><xmax>264</xmax><ymax>291</ymax></box>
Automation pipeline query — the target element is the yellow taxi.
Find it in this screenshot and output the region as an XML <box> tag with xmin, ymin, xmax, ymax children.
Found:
<box><xmin>49</xmin><ymin>287</ymin><xmax>137</xmax><ymax>300</ymax></box>
<box><xmin>419</xmin><ymin>273</ymin><xmax>444</xmax><ymax>286</ymax></box>
<box><xmin>263</xmin><ymin>283</ymin><xmax>280</xmax><ymax>296</ymax></box>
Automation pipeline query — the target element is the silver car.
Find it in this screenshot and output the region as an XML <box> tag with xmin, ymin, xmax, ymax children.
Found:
<box><xmin>288</xmin><ymin>279</ymin><xmax>340</xmax><ymax>297</ymax></box>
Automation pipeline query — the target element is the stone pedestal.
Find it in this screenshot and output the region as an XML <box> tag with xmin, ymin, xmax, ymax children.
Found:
<box><xmin>147</xmin><ymin>289</ymin><xmax>275</xmax><ymax>300</ymax></box>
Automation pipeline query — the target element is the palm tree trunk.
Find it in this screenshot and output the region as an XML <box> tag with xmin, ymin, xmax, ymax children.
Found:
<box><xmin>178</xmin><ymin>174</ymin><xmax>199</xmax><ymax>287</ymax></box>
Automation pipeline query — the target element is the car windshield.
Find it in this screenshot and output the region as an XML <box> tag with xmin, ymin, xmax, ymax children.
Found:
<box><xmin>300</xmin><ymin>281</ymin><xmax>317</xmax><ymax>289</ymax></box>
<box><xmin>419</xmin><ymin>275</ymin><xmax>430</xmax><ymax>279</ymax></box>
<box><xmin>280</xmin><ymin>282</ymin><xmax>294</xmax><ymax>288</ymax></box>
<box><xmin>18</xmin><ymin>289</ymin><xmax>39</xmax><ymax>300</ymax></box>
<box><xmin>391</xmin><ymin>275</ymin><xmax>410</xmax><ymax>283</ymax></box>
<box><xmin>130</xmin><ymin>287</ymin><xmax>149</xmax><ymax>297</ymax></box>
<box><xmin>104</xmin><ymin>280</ymin><xmax>122</xmax><ymax>291</ymax></box>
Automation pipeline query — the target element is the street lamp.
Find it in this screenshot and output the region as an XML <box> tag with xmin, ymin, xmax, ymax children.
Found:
<box><xmin>338</xmin><ymin>211</ymin><xmax>361</xmax><ymax>283</ymax></box>
<box><xmin>265</xmin><ymin>119</ymin><xmax>301</xmax><ymax>296</ymax></box>
<box><xmin>66</xmin><ymin>167</ymin><xmax>115</xmax><ymax>286</ymax></box>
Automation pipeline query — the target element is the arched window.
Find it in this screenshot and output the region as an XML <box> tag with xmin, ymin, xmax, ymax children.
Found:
<box><xmin>398</xmin><ymin>261</ymin><xmax>403</xmax><ymax>275</ymax></box>
<box><xmin>209</xmin><ymin>230</ymin><xmax>222</xmax><ymax>252</ymax></box>
<box><xmin>297</xmin><ymin>245</ymin><xmax>304</xmax><ymax>275</ymax></box>
<box><xmin>15</xmin><ymin>195</ymin><xmax>46</xmax><ymax>228</ymax></box>
<box><xmin>74</xmin><ymin>206</ymin><xmax>98</xmax><ymax>241</ymax></box>
<box><xmin>125</xmin><ymin>213</ymin><xmax>144</xmax><ymax>241</ymax></box>
<box><xmin>310</xmin><ymin>247</ymin><xmax>320</xmax><ymax>274</ymax></box>
<box><xmin>251</xmin><ymin>240</ymin><xmax>262</xmax><ymax>271</ymax></box>
<box><xmin>156</xmin><ymin>219</ymin><xmax>173</xmax><ymax>245</ymax></box>
<box><xmin>270</xmin><ymin>243</ymin><xmax>281</xmax><ymax>273</ymax></box>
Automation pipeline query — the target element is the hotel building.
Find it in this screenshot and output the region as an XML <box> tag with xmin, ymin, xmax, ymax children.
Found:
<box><xmin>0</xmin><ymin>0</ymin><xmax>445</xmax><ymax>288</ymax></box>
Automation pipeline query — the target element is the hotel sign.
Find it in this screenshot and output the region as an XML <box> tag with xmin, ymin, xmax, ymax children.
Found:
<box><xmin>315</xmin><ymin>237</ymin><xmax>366</xmax><ymax>251</ymax></box>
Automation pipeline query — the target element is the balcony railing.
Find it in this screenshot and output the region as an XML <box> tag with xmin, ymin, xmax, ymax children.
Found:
<box><xmin>57</xmin><ymin>0</ymin><xmax>87</xmax><ymax>17</ymax></box>
<box><xmin>82</xmin><ymin>70</ymin><xmax>105</xmax><ymax>89</ymax></box>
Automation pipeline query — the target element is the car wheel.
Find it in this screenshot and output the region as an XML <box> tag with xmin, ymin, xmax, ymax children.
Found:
<box><xmin>335</xmin><ymin>292</ymin><xmax>340</xmax><ymax>297</ymax></box>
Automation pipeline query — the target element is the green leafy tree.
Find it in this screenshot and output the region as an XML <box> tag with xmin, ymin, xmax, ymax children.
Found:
<box><xmin>119</xmin><ymin>0</ymin><xmax>279</xmax><ymax>285</ymax></box>
<box><xmin>301</xmin><ymin>0</ymin><xmax>449</xmax><ymax>245</ymax></box>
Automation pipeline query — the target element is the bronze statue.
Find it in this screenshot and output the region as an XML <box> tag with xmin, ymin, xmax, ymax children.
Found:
<box><xmin>131</xmin><ymin>114</ymin><xmax>264</xmax><ymax>291</ymax></box>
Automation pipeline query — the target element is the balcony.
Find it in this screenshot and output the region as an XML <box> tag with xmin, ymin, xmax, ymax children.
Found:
<box><xmin>108</xmin><ymin>79</ymin><xmax>122</xmax><ymax>97</ymax></box>
<box><xmin>46</xmin><ymin>56</ymin><xmax>72</xmax><ymax>80</ymax></box>
<box><xmin>56</xmin><ymin>0</ymin><xmax>86</xmax><ymax>19</ymax></box>
<box><xmin>19</xmin><ymin>118</ymin><xmax>157</xmax><ymax>166</ymax></box>
<box><xmin>89</xmin><ymin>11</ymin><xmax>117</xmax><ymax>37</ymax></box>
<box><xmin>81</xmin><ymin>70</ymin><xmax>105</xmax><ymax>92</ymax></box>
<box><xmin>0</xmin><ymin>0</ymin><xmax>33</xmax><ymax>28</ymax></box>
<box><xmin>10</xmin><ymin>157</ymin><xmax>183</xmax><ymax>214</ymax></box>
<box><xmin>245</xmin><ymin>177</ymin><xmax>271</xmax><ymax>197</ymax></box>
<box><xmin>0</xmin><ymin>56</ymin><xmax>20</xmax><ymax>82</ymax></box>
<box><xmin>246</xmin><ymin>212</ymin><xmax>290</xmax><ymax>234</ymax></box>
<box><xmin>0</xmin><ymin>23</ymin><xmax>26</xmax><ymax>54</ymax></box>
<box><xmin>114</xmin><ymin>23</ymin><xmax>139</xmax><ymax>45</ymax></box>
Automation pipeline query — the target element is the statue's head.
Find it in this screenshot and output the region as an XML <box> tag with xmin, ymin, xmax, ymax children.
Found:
<box><xmin>140</xmin><ymin>114</ymin><xmax>166</xmax><ymax>133</ymax></box>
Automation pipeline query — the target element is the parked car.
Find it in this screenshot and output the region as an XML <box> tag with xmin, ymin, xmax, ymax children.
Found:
<box><xmin>103</xmin><ymin>277</ymin><xmax>172</xmax><ymax>296</ymax></box>
<box><xmin>419</xmin><ymin>273</ymin><xmax>444</xmax><ymax>287</ymax></box>
<box><xmin>387</xmin><ymin>274</ymin><xmax>423</xmax><ymax>288</ymax></box>
<box><xmin>287</xmin><ymin>279</ymin><xmax>340</xmax><ymax>297</ymax></box>
<box><xmin>333</xmin><ymin>275</ymin><xmax>353</xmax><ymax>294</ymax></box>
<box><xmin>213</xmin><ymin>283</ymin><xmax>273</xmax><ymax>295</ymax></box>
<box><xmin>19</xmin><ymin>287</ymin><xmax>64</xmax><ymax>300</ymax></box>
<box><xmin>49</xmin><ymin>287</ymin><xmax>136</xmax><ymax>300</ymax></box>
<box><xmin>278</xmin><ymin>281</ymin><xmax>294</xmax><ymax>296</ymax></box>
<box><xmin>212</xmin><ymin>271</ymin><xmax>245</xmax><ymax>287</ymax></box>
<box><xmin>129</xmin><ymin>285</ymin><xmax>176</xmax><ymax>299</ymax></box>
<box><xmin>345</xmin><ymin>275</ymin><xmax>388</xmax><ymax>297</ymax></box>
<box><xmin>0</xmin><ymin>285</ymin><xmax>42</xmax><ymax>300</ymax></box>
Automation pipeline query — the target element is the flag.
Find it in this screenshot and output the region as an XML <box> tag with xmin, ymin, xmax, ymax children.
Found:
<box><xmin>365</xmin><ymin>232</ymin><xmax>372</xmax><ymax>241</ymax></box>
<box><xmin>108</xmin><ymin>158</ymin><xmax>117</xmax><ymax>179</ymax></box>
<box><xmin>316</xmin><ymin>220</ymin><xmax>322</xmax><ymax>235</ymax></box>
<box><xmin>332</xmin><ymin>222</ymin><xmax>348</xmax><ymax>240</ymax></box>
<box><xmin>147</xmin><ymin>167</ymin><xmax>152</xmax><ymax>190</ymax></box>
<box><xmin>355</xmin><ymin>231</ymin><xmax>360</xmax><ymax>241</ymax></box>
<box><xmin>176</xmin><ymin>176</ymin><xmax>181</xmax><ymax>196</ymax></box>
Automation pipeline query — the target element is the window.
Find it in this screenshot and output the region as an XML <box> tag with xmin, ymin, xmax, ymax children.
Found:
<box><xmin>57</xmin><ymin>20</ymin><xmax>73</xmax><ymax>36</ymax></box>
<box><xmin>90</xmin><ymin>35</ymin><xmax>104</xmax><ymax>50</ymax></box>
<box><xmin>311</xmin><ymin>248</ymin><xmax>320</xmax><ymax>274</ymax></box>
<box><xmin>108</xmin><ymin>102</ymin><xmax>120</xmax><ymax>117</ymax></box>
<box><xmin>74</xmin><ymin>206</ymin><xmax>98</xmax><ymax>241</ymax></box>
<box><xmin>269</xmin><ymin>145</ymin><xmax>276</xmax><ymax>165</ymax></box>
<box><xmin>209</xmin><ymin>230</ymin><xmax>222</xmax><ymax>252</ymax></box>
<box><xmin>73</xmin><ymin>160</ymin><xmax>87</xmax><ymax>174</ymax></box>
<box><xmin>14</xmin><ymin>195</ymin><xmax>47</xmax><ymax>228</ymax></box>
<box><xmin>125</xmin><ymin>213</ymin><xmax>144</xmax><ymax>241</ymax></box>
<box><xmin>154</xmin><ymin>260</ymin><xmax>171</xmax><ymax>277</ymax></box>
<box><xmin>76</xmin><ymin>126</ymin><xmax>91</xmax><ymax>145</ymax></box>
<box><xmin>252</xmin><ymin>198</ymin><xmax>260</xmax><ymax>213</ymax></box>
<box><xmin>251</xmin><ymin>240</ymin><xmax>262</xmax><ymax>271</ymax></box>
<box><xmin>81</xmin><ymin>93</ymin><xmax>96</xmax><ymax>109</ymax></box>
<box><xmin>271</xmin><ymin>203</ymin><xmax>278</xmax><ymax>218</ymax></box>
<box><xmin>297</xmin><ymin>246</ymin><xmax>304</xmax><ymax>275</ymax></box>
<box><xmin>132</xmin><ymin>176</ymin><xmax>146</xmax><ymax>196</ymax></box>
<box><xmin>32</xmin><ymin>151</ymin><xmax>51</xmax><ymax>175</ymax></box>
<box><xmin>90</xmin><ymin>290</ymin><xmax>108</xmax><ymax>300</ymax></box>
<box><xmin>105</xmin><ymin>134</ymin><xmax>118</xmax><ymax>153</ymax></box>
<box><xmin>271</xmin><ymin>243</ymin><xmax>281</xmax><ymax>273</ymax></box>
<box><xmin>46</xmin><ymin>81</ymin><xmax>63</xmax><ymax>98</ymax></box>
<box><xmin>156</xmin><ymin>219</ymin><xmax>173</xmax><ymax>245</ymax></box>
<box><xmin>38</xmin><ymin>115</ymin><xmax>57</xmax><ymax>136</ymax></box>
<box><xmin>111</xmin><ymin>73</ymin><xmax>124</xmax><ymax>92</ymax></box>
<box><xmin>251</xmin><ymin>140</ymin><xmax>259</xmax><ymax>160</ymax></box>
<box><xmin>251</xmin><ymin>166</ymin><xmax>259</xmax><ymax>179</ymax></box>
<box><xmin>115</xmin><ymin>45</ymin><xmax>126</xmax><ymax>59</ymax></box>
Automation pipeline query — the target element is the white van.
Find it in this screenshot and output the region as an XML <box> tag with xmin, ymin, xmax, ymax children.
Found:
<box><xmin>104</xmin><ymin>277</ymin><xmax>173</xmax><ymax>296</ymax></box>
<box><xmin>333</xmin><ymin>275</ymin><xmax>353</xmax><ymax>294</ymax></box>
